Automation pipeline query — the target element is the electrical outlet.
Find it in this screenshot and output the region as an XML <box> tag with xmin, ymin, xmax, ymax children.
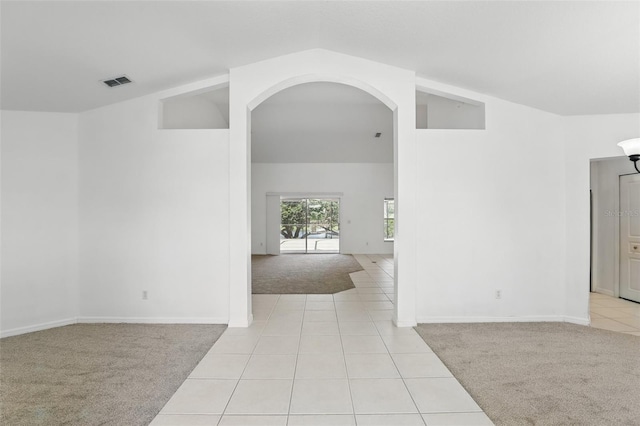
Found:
<box><xmin>142</xmin><ymin>290</ymin><xmax>148</xmax><ymax>300</ymax></box>
<box><xmin>495</xmin><ymin>290</ymin><xmax>502</xmax><ymax>299</ymax></box>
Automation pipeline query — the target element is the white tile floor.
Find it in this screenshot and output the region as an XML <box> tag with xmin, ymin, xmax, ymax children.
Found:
<box><xmin>590</xmin><ymin>292</ymin><xmax>640</xmax><ymax>336</ymax></box>
<box><xmin>151</xmin><ymin>255</ymin><xmax>493</xmax><ymax>426</ymax></box>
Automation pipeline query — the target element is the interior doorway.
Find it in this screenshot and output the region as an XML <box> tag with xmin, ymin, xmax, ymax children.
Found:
<box><xmin>249</xmin><ymin>81</ymin><xmax>395</xmax><ymax>299</ymax></box>
<box><xmin>590</xmin><ymin>157</ymin><xmax>640</xmax><ymax>300</ymax></box>
<box><xmin>226</xmin><ymin>59</ymin><xmax>419</xmax><ymax>328</ymax></box>
<box><xmin>280</xmin><ymin>197</ymin><xmax>340</xmax><ymax>254</ymax></box>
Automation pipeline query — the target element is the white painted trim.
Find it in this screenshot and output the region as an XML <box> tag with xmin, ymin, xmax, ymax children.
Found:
<box><xmin>590</xmin><ymin>163</ymin><xmax>599</xmax><ymax>292</ymax></box>
<box><xmin>1</xmin><ymin>318</ymin><xmax>77</xmax><ymax>338</ymax></box>
<box><xmin>266</xmin><ymin>192</ymin><xmax>344</xmax><ymax>198</ymax></box>
<box><xmin>592</xmin><ymin>288</ymin><xmax>615</xmax><ymax>297</ymax></box>
<box><xmin>416</xmin><ymin>315</ymin><xmax>591</xmax><ymax>326</ymax></box>
<box><xmin>394</xmin><ymin>319</ymin><xmax>418</xmax><ymax>328</ymax></box>
<box><xmin>247</xmin><ymin>73</ymin><xmax>398</xmax><ymax>111</ymax></box>
<box><xmin>416</xmin><ymin>315</ymin><xmax>568</xmax><ymax>324</ymax></box>
<box><xmin>228</xmin><ymin>313</ymin><xmax>254</xmax><ymax>328</ymax></box>
<box><xmin>563</xmin><ymin>316</ymin><xmax>591</xmax><ymax>326</ymax></box>
<box><xmin>77</xmin><ymin>317</ymin><xmax>228</xmax><ymax>324</ymax></box>
<box><xmin>1</xmin><ymin>316</ymin><xmax>230</xmax><ymax>338</ymax></box>
<box><xmin>614</xmin><ymin>174</ymin><xmax>621</xmax><ymax>298</ymax></box>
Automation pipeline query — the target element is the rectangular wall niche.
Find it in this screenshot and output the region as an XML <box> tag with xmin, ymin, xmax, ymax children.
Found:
<box><xmin>416</xmin><ymin>90</ymin><xmax>485</xmax><ymax>130</ymax></box>
<box><xmin>160</xmin><ymin>86</ymin><xmax>229</xmax><ymax>129</ymax></box>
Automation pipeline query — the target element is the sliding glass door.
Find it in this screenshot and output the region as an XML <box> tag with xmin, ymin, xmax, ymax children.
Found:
<box><xmin>280</xmin><ymin>199</ymin><xmax>308</xmax><ymax>253</ymax></box>
<box><xmin>280</xmin><ymin>198</ymin><xmax>340</xmax><ymax>253</ymax></box>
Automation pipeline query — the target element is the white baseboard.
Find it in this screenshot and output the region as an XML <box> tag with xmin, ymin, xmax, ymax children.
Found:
<box><xmin>228</xmin><ymin>314</ymin><xmax>254</xmax><ymax>328</ymax></box>
<box><xmin>1</xmin><ymin>316</ymin><xmax>229</xmax><ymax>338</ymax></box>
<box><xmin>393</xmin><ymin>319</ymin><xmax>417</xmax><ymax>328</ymax></box>
<box><xmin>416</xmin><ymin>315</ymin><xmax>567</xmax><ymax>324</ymax></box>
<box><xmin>1</xmin><ymin>318</ymin><xmax>77</xmax><ymax>338</ymax></box>
<box><xmin>563</xmin><ymin>316</ymin><xmax>591</xmax><ymax>326</ymax></box>
<box><xmin>77</xmin><ymin>317</ymin><xmax>228</xmax><ymax>324</ymax></box>
<box><xmin>592</xmin><ymin>288</ymin><xmax>615</xmax><ymax>297</ymax></box>
<box><xmin>416</xmin><ymin>315</ymin><xmax>592</xmax><ymax>326</ymax></box>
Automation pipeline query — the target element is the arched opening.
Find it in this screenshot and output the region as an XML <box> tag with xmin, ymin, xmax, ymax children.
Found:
<box><xmin>247</xmin><ymin>79</ymin><xmax>398</xmax><ymax>320</ymax></box>
<box><xmin>227</xmin><ymin>53</ymin><xmax>417</xmax><ymax>329</ymax></box>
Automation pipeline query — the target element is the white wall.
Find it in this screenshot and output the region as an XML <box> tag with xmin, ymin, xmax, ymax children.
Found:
<box><xmin>161</xmin><ymin>93</ymin><xmax>228</xmax><ymax>129</ymax></box>
<box><xmin>1</xmin><ymin>111</ymin><xmax>79</xmax><ymax>337</ymax></box>
<box><xmin>3</xmin><ymin>52</ymin><xmax>637</xmax><ymax>335</ymax></box>
<box><xmin>414</xmin><ymin>77</ymin><xmax>568</xmax><ymax>322</ymax></box>
<box><xmin>251</xmin><ymin>163</ymin><xmax>394</xmax><ymax>255</ymax></box>
<box><xmin>590</xmin><ymin>157</ymin><xmax>634</xmax><ymax>296</ymax></box>
<box><xmin>564</xmin><ymin>113</ymin><xmax>640</xmax><ymax>321</ymax></box>
<box><xmin>78</xmin><ymin>77</ymin><xmax>230</xmax><ymax>323</ymax></box>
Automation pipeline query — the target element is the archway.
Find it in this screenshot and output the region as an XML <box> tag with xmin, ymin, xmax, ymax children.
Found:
<box><xmin>249</xmin><ymin>81</ymin><xmax>395</xmax><ymax>295</ymax></box>
<box><xmin>227</xmin><ymin>50</ymin><xmax>417</xmax><ymax>328</ymax></box>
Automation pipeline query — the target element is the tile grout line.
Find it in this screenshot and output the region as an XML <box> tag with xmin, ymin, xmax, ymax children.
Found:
<box><xmin>217</xmin><ymin>295</ymin><xmax>279</xmax><ymax>424</ymax></box>
<box><xmin>372</xmin><ymin>267</ymin><xmax>425</xmax><ymax>423</ymax></box>
<box><xmin>339</xmin><ymin>273</ymin><xmax>360</xmax><ymax>425</ymax></box>
<box><xmin>589</xmin><ymin>293</ymin><xmax>640</xmax><ymax>334</ymax></box>
<box><xmin>285</xmin><ymin>294</ymin><xmax>307</xmax><ymax>425</ymax></box>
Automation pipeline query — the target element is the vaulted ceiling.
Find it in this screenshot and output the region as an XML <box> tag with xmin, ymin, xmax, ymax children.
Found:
<box><xmin>251</xmin><ymin>82</ymin><xmax>393</xmax><ymax>163</ymax></box>
<box><xmin>2</xmin><ymin>1</ymin><xmax>638</xmax><ymax>115</ymax></box>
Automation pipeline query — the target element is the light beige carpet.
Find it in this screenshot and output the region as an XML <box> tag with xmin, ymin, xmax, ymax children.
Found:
<box><xmin>252</xmin><ymin>254</ymin><xmax>362</xmax><ymax>294</ymax></box>
<box><xmin>414</xmin><ymin>322</ymin><xmax>640</xmax><ymax>426</ymax></box>
<box><xmin>0</xmin><ymin>323</ymin><xmax>226</xmax><ymax>425</ymax></box>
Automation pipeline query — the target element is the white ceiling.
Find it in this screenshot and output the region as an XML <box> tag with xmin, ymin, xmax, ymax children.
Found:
<box><xmin>1</xmin><ymin>1</ymin><xmax>638</xmax><ymax>115</ymax></box>
<box><xmin>251</xmin><ymin>82</ymin><xmax>392</xmax><ymax>163</ymax></box>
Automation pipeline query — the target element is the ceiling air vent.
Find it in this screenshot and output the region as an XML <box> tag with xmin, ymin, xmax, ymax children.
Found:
<box><xmin>102</xmin><ymin>75</ymin><xmax>132</xmax><ymax>88</ymax></box>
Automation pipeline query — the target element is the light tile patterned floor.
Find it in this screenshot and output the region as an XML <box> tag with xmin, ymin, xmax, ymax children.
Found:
<box><xmin>151</xmin><ymin>254</ymin><xmax>493</xmax><ymax>426</ymax></box>
<box><xmin>590</xmin><ymin>292</ymin><xmax>640</xmax><ymax>336</ymax></box>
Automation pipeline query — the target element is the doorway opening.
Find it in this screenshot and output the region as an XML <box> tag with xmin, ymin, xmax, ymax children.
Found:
<box><xmin>590</xmin><ymin>157</ymin><xmax>640</xmax><ymax>303</ymax></box>
<box><xmin>249</xmin><ymin>81</ymin><xmax>395</xmax><ymax>298</ymax></box>
<box><xmin>280</xmin><ymin>197</ymin><xmax>340</xmax><ymax>254</ymax></box>
<box><xmin>589</xmin><ymin>157</ymin><xmax>640</xmax><ymax>334</ymax></box>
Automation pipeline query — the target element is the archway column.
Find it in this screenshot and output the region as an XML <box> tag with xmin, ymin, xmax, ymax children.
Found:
<box><xmin>228</xmin><ymin>49</ymin><xmax>417</xmax><ymax>327</ymax></box>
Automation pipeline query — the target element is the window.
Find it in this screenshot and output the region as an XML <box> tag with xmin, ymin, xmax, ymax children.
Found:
<box><xmin>384</xmin><ymin>198</ymin><xmax>395</xmax><ymax>241</ymax></box>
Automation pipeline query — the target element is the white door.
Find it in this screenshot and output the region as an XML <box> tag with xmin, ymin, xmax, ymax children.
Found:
<box><xmin>619</xmin><ymin>174</ymin><xmax>640</xmax><ymax>303</ymax></box>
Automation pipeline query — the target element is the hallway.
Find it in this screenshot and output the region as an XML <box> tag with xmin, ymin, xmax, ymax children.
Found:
<box><xmin>151</xmin><ymin>255</ymin><xmax>492</xmax><ymax>425</ymax></box>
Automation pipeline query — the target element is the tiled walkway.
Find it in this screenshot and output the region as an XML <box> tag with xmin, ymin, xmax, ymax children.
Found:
<box><xmin>590</xmin><ymin>292</ymin><xmax>640</xmax><ymax>336</ymax></box>
<box><xmin>151</xmin><ymin>254</ymin><xmax>493</xmax><ymax>426</ymax></box>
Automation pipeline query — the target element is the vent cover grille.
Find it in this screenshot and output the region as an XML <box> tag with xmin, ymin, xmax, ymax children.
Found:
<box><xmin>102</xmin><ymin>75</ymin><xmax>132</xmax><ymax>88</ymax></box>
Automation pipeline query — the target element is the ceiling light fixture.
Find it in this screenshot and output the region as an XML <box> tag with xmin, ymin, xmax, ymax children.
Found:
<box><xmin>618</xmin><ymin>138</ymin><xmax>640</xmax><ymax>173</ymax></box>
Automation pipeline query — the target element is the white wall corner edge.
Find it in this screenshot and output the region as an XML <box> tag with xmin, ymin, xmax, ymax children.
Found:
<box><xmin>0</xmin><ymin>318</ymin><xmax>78</xmax><ymax>338</ymax></box>
<box><xmin>394</xmin><ymin>319</ymin><xmax>418</xmax><ymax>328</ymax></box>
<box><xmin>228</xmin><ymin>314</ymin><xmax>254</xmax><ymax>328</ymax></box>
